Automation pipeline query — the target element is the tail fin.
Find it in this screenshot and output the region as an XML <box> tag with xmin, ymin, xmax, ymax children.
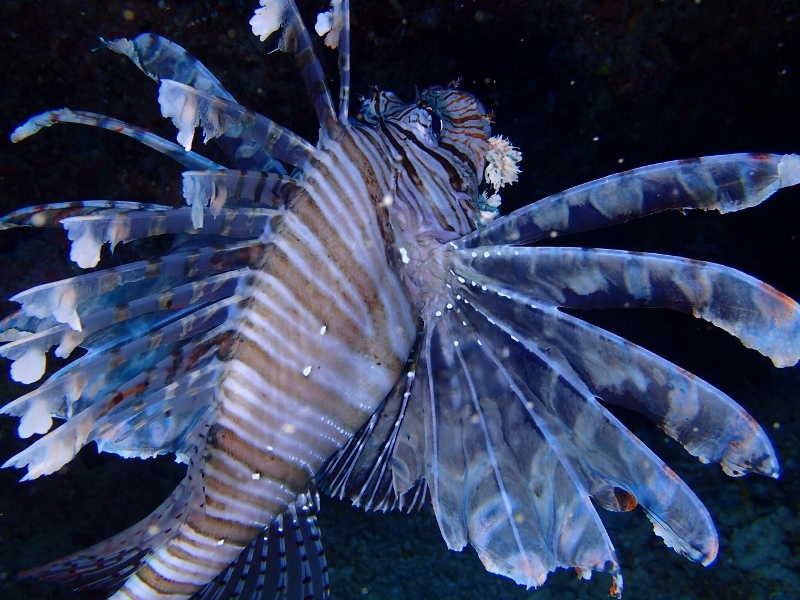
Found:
<box><xmin>20</xmin><ymin>446</ymin><xmax>207</xmax><ymax>593</ymax></box>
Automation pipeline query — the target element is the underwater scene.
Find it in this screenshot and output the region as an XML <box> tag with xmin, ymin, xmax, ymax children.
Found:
<box><xmin>0</xmin><ymin>1</ymin><xmax>799</xmax><ymax>599</ymax></box>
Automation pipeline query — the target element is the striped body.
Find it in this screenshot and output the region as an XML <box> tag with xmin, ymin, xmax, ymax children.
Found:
<box><xmin>110</xmin><ymin>79</ymin><xmax>491</xmax><ymax>593</ymax></box>
<box><xmin>1</xmin><ymin>4</ymin><xmax>494</xmax><ymax>596</ymax></box>
<box><xmin>116</xmin><ymin>130</ymin><xmax>420</xmax><ymax>597</ymax></box>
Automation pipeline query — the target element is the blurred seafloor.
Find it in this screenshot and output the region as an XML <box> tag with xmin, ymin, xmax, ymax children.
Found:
<box><xmin>1</xmin><ymin>1</ymin><xmax>799</xmax><ymax>599</ymax></box>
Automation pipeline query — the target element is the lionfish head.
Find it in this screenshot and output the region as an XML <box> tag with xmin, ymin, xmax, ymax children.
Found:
<box><xmin>356</xmin><ymin>84</ymin><xmax>494</xmax><ymax>247</ymax></box>
<box><xmin>360</xmin><ymin>84</ymin><xmax>491</xmax><ymax>176</ymax></box>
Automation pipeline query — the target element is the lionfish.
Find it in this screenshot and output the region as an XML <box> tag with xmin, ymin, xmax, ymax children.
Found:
<box><xmin>1</xmin><ymin>0</ymin><xmax>799</xmax><ymax>598</ymax></box>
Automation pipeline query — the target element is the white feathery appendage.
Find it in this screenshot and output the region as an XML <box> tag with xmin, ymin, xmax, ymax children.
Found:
<box><xmin>8</xmin><ymin>346</ymin><xmax>46</xmax><ymax>385</ymax></box>
<box><xmin>777</xmin><ymin>153</ymin><xmax>800</xmax><ymax>188</ymax></box>
<box><xmin>314</xmin><ymin>0</ymin><xmax>344</xmax><ymax>48</ymax></box>
<box><xmin>2</xmin><ymin>406</ymin><xmax>97</xmax><ymax>480</ymax></box>
<box><xmin>484</xmin><ymin>135</ymin><xmax>522</xmax><ymax>191</ymax></box>
<box><xmin>250</xmin><ymin>0</ymin><xmax>289</xmax><ymax>42</ymax></box>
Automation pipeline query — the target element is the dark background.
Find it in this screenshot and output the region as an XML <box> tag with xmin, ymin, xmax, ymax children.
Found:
<box><xmin>0</xmin><ymin>1</ymin><xmax>799</xmax><ymax>598</ymax></box>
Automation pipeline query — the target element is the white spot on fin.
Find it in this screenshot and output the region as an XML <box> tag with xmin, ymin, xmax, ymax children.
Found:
<box><xmin>158</xmin><ymin>80</ymin><xmax>200</xmax><ymax>151</ymax></box>
<box><xmin>18</xmin><ymin>398</ymin><xmax>54</xmax><ymax>438</ymax></box>
<box><xmin>10</xmin><ymin>347</ymin><xmax>46</xmax><ymax>385</ymax></box>
<box><xmin>62</xmin><ymin>218</ymin><xmax>102</xmax><ymax>269</ymax></box>
<box><xmin>250</xmin><ymin>0</ymin><xmax>289</xmax><ymax>42</ymax></box>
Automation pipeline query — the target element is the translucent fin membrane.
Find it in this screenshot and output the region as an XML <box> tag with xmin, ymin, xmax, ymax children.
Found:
<box><xmin>321</xmin><ymin>333</ymin><xmax>429</xmax><ymax>513</ymax></box>
<box><xmin>158</xmin><ymin>79</ymin><xmax>316</xmax><ymax>167</ymax></box>
<box><xmin>0</xmin><ymin>200</ymin><xmax>168</xmax><ymax>230</ymax></box>
<box><xmin>451</xmin><ymin>246</ymin><xmax>800</xmax><ymax>368</ymax></box>
<box><xmin>2</xmin><ymin>240</ymin><xmax>260</xmax><ymax>336</ymax></box>
<box><xmin>105</xmin><ymin>33</ymin><xmax>289</xmax><ymax>175</ymax></box>
<box><xmin>0</xmin><ymin>200</ymin><xmax>272</xmax><ymax>268</ymax></box>
<box><xmin>0</xmin><ymin>270</ymin><xmax>241</xmax><ymax>381</ymax></box>
<box><xmin>447</xmin><ymin>293</ymin><xmax>719</xmax><ymax>567</ymax></box>
<box><xmin>181</xmin><ymin>169</ymin><xmax>300</xmax><ymax>220</ymax></box>
<box><xmin>414</xmin><ymin>311</ymin><xmax>630</xmax><ymax>591</ymax></box>
<box><xmin>2</xmin><ymin>294</ymin><xmax>239</xmax><ymax>479</ymax></box>
<box><xmin>460</xmin><ymin>153</ymin><xmax>800</xmax><ymax>247</ymax></box>
<box><xmin>104</xmin><ymin>34</ymin><xmax>236</xmax><ymax>101</ymax></box>
<box><xmin>0</xmin><ymin>201</ymin><xmax>278</xmax><ymax>268</ymax></box>
<box><xmin>331</xmin><ymin>0</ymin><xmax>352</xmax><ymax>121</ymax></box>
<box><xmin>20</xmin><ymin>430</ymin><xmax>211</xmax><ymax>592</ymax></box>
<box><xmin>59</xmin><ymin>204</ymin><xmax>274</xmax><ymax>267</ymax></box>
<box><xmin>252</xmin><ymin>0</ymin><xmax>339</xmax><ymax>134</ymax></box>
<box><xmin>454</xmin><ymin>274</ymin><xmax>779</xmax><ymax>477</ymax></box>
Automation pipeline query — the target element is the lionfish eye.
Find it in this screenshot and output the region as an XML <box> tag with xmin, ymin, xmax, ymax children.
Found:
<box><xmin>431</xmin><ymin>112</ymin><xmax>442</xmax><ymax>144</ymax></box>
<box><xmin>420</xmin><ymin>102</ymin><xmax>443</xmax><ymax>144</ymax></box>
<box><xmin>430</xmin><ymin>112</ymin><xmax>443</xmax><ymax>142</ymax></box>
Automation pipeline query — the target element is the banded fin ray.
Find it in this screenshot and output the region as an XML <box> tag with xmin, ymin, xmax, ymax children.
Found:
<box><xmin>258</xmin><ymin>0</ymin><xmax>339</xmax><ymax>133</ymax></box>
<box><xmin>460</xmin><ymin>153</ymin><xmax>800</xmax><ymax>248</ymax></box>
<box><xmin>59</xmin><ymin>205</ymin><xmax>275</xmax><ymax>267</ymax></box>
<box><xmin>321</xmin><ymin>159</ymin><xmax>799</xmax><ymax>591</ymax></box>
<box><xmin>335</xmin><ymin>0</ymin><xmax>352</xmax><ymax>121</ymax></box>
<box><xmin>320</xmin><ymin>332</ymin><xmax>429</xmax><ymax>513</ymax></box>
<box><xmin>325</xmin><ymin>287</ymin><xmax>723</xmax><ymax>592</ymax></box>
<box><xmin>446</xmin><ymin>292</ymin><xmax>719</xmax><ymax>571</ymax></box>
<box><xmin>450</xmin><ymin>245</ymin><xmax>791</xmax><ymax>475</ymax></box>
<box><xmin>105</xmin><ymin>33</ymin><xmax>287</xmax><ymax>174</ymax></box>
<box><xmin>193</xmin><ymin>487</ymin><xmax>330</xmax><ymax>600</ymax></box>
<box><xmin>182</xmin><ymin>170</ymin><xmax>300</xmax><ymax>215</ymax></box>
<box><xmin>2</xmin><ymin>304</ymin><xmax>211</xmax><ymax>437</ymax></box>
<box><xmin>0</xmin><ymin>240</ymin><xmax>261</xmax><ymax>339</ymax></box>
<box><xmin>410</xmin><ymin>312</ymin><xmax>626</xmax><ymax>592</ymax></box>
<box><xmin>103</xmin><ymin>33</ymin><xmax>234</xmax><ymax>100</ymax></box>
<box><xmin>0</xmin><ymin>269</ymin><xmax>240</xmax><ymax>383</ymax></box>
<box><xmin>10</xmin><ymin>108</ymin><xmax>223</xmax><ymax>171</ymax></box>
<box><xmin>452</xmin><ymin>246</ymin><xmax>800</xmax><ymax>368</ymax></box>
<box><xmin>19</xmin><ymin>433</ymin><xmax>211</xmax><ymax>593</ymax></box>
<box><xmin>0</xmin><ymin>200</ymin><xmax>172</xmax><ymax>230</ymax></box>
<box><xmin>466</xmin><ymin>282</ymin><xmax>779</xmax><ymax>478</ymax></box>
<box><xmin>1</xmin><ymin>294</ymin><xmax>240</xmax><ymax>478</ymax></box>
<box><xmin>2</xmin><ymin>212</ymin><xmax>259</xmax><ymax>470</ymax></box>
<box><xmin>158</xmin><ymin>79</ymin><xmax>316</xmax><ymax>167</ymax></box>
<box><xmin>0</xmin><ymin>200</ymin><xmax>276</xmax><ymax>268</ymax></box>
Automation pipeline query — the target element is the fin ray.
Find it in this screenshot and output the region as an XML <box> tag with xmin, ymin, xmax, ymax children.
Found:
<box><xmin>453</xmin><ymin>246</ymin><xmax>800</xmax><ymax>367</ymax></box>
<box><xmin>460</xmin><ymin>154</ymin><xmax>797</xmax><ymax>248</ymax></box>
<box><xmin>453</xmin><ymin>257</ymin><xmax>780</xmax><ymax>478</ymax></box>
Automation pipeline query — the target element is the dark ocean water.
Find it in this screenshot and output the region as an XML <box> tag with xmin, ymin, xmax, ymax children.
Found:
<box><xmin>0</xmin><ymin>1</ymin><xmax>799</xmax><ymax>598</ymax></box>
